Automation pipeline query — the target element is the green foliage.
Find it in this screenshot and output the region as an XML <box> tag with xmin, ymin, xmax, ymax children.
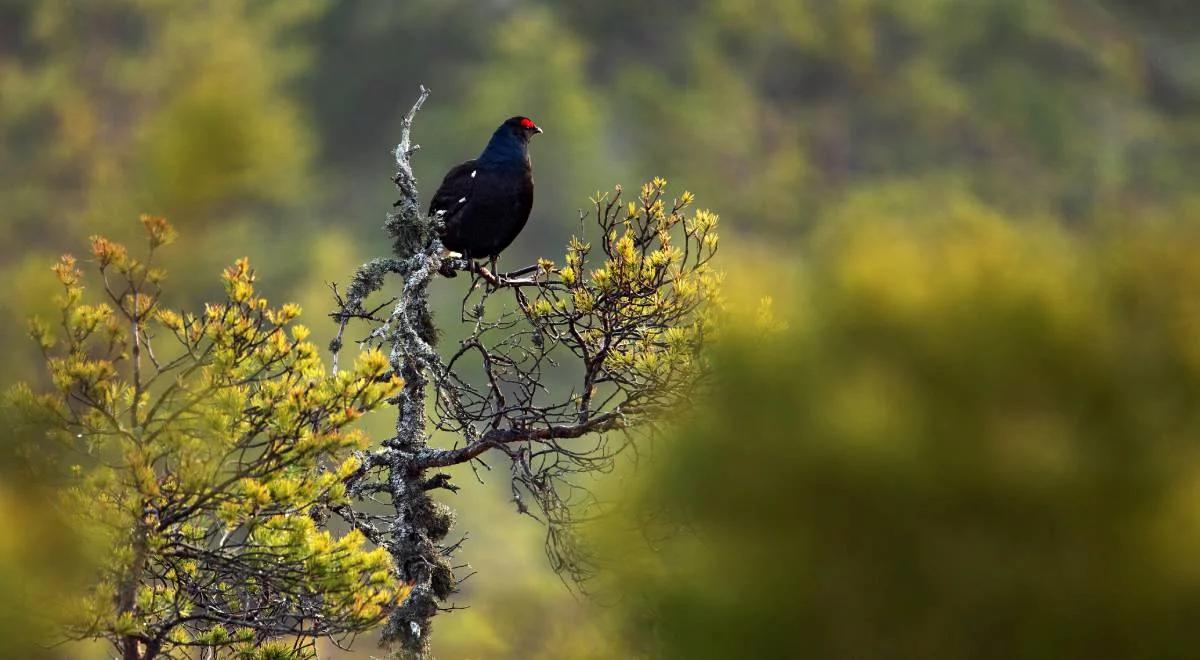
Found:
<box><xmin>526</xmin><ymin>178</ymin><xmax>721</xmax><ymax>401</ymax></box>
<box><xmin>311</xmin><ymin>0</ymin><xmax>1200</xmax><ymax>251</ymax></box>
<box><xmin>0</xmin><ymin>0</ymin><xmax>322</xmax><ymax>228</ymax></box>
<box><xmin>0</xmin><ymin>0</ymin><xmax>327</xmax><ymax>381</ymax></box>
<box><xmin>6</xmin><ymin>218</ymin><xmax>406</xmax><ymax>658</ymax></box>
<box><xmin>590</xmin><ymin>207</ymin><xmax>1200</xmax><ymax>660</ymax></box>
<box><xmin>0</xmin><ymin>475</ymin><xmax>86</xmax><ymax>656</ymax></box>
<box><xmin>2</xmin><ymin>1</ymin><xmax>1199</xmax><ymax>657</ymax></box>
<box><xmin>556</xmin><ymin>0</ymin><xmax>1200</xmax><ymax>226</ymax></box>
<box><xmin>233</xmin><ymin>640</ymin><xmax>316</xmax><ymax>660</ymax></box>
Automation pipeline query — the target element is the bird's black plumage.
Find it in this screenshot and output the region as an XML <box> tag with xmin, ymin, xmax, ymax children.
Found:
<box><xmin>430</xmin><ymin>116</ymin><xmax>541</xmax><ymax>265</ymax></box>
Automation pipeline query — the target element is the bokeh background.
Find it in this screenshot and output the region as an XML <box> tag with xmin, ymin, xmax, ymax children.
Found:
<box><xmin>3</xmin><ymin>0</ymin><xmax>1200</xmax><ymax>657</ymax></box>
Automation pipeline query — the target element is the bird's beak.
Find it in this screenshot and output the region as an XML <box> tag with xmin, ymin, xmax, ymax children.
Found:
<box><xmin>534</xmin><ymin>125</ymin><xmax>543</xmax><ymax>135</ymax></box>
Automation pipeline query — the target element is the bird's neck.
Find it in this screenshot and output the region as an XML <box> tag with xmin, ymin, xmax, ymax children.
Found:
<box><xmin>477</xmin><ymin>131</ymin><xmax>529</xmax><ymax>168</ymax></box>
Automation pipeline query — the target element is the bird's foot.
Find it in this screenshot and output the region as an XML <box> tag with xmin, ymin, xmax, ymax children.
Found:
<box><xmin>475</xmin><ymin>266</ymin><xmax>500</xmax><ymax>287</ymax></box>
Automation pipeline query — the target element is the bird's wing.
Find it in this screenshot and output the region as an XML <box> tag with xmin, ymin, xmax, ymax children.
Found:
<box><xmin>428</xmin><ymin>159</ymin><xmax>478</xmax><ymax>222</ymax></box>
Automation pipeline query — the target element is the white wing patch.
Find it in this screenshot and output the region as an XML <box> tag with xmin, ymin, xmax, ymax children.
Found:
<box><xmin>458</xmin><ymin>196</ymin><xmax>467</xmax><ymax>203</ymax></box>
<box><xmin>470</xmin><ymin>170</ymin><xmax>477</xmax><ymax>178</ymax></box>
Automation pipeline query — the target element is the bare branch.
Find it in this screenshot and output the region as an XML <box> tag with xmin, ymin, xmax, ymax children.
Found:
<box><xmin>329</xmin><ymin>91</ymin><xmax>719</xmax><ymax>658</ymax></box>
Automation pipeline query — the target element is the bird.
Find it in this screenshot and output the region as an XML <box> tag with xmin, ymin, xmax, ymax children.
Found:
<box><xmin>429</xmin><ymin>116</ymin><xmax>542</xmax><ymax>277</ymax></box>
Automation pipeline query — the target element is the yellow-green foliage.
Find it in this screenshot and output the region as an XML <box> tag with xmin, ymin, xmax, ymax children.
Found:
<box><xmin>6</xmin><ymin>217</ymin><xmax>406</xmax><ymax>657</ymax></box>
<box><xmin>0</xmin><ymin>0</ymin><xmax>327</xmax><ymax>383</ymax></box>
<box><xmin>589</xmin><ymin>208</ymin><xmax>1200</xmax><ymax>660</ymax></box>
<box><xmin>523</xmin><ymin>178</ymin><xmax>721</xmax><ymax>404</ymax></box>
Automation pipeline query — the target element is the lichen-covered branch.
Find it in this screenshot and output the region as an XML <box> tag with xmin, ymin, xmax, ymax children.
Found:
<box><xmin>330</xmin><ymin>90</ymin><xmax>721</xmax><ymax>658</ymax></box>
<box><xmin>329</xmin><ymin>86</ymin><xmax>457</xmax><ymax>658</ymax></box>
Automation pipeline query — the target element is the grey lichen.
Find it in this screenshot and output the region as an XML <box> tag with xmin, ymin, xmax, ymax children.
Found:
<box><xmin>330</xmin><ymin>87</ymin><xmax>451</xmax><ymax>659</ymax></box>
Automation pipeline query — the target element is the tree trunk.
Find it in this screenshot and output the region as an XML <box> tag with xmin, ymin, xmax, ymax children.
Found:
<box><xmin>374</xmin><ymin>88</ymin><xmax>456</xmax><ymax>659</ymax></box>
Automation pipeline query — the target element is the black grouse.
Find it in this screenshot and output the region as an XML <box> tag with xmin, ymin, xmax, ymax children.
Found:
<box><xmin>430</xmin><ymin>116</ymin><xmax>542</xmax><ymax>276</ymax></box>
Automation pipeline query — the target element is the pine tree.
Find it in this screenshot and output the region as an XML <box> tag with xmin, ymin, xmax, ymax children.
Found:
<box><xmin>8</xmin><ymin>217</ymin><xmax>408</xmax><ymax>659</ymax></box>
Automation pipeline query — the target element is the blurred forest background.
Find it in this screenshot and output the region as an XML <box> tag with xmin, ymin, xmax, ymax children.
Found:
<box><xmin>3</xmin><ymin>0</ymin><xmax>1200</xmax><ymax>658</ymax></box>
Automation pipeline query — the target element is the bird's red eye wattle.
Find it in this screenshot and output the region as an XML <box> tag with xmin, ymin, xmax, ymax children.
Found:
<box><xmin>519</xmin><ymin>117</ymin><xmax>537</xmax><ymax>130</ymax></box>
